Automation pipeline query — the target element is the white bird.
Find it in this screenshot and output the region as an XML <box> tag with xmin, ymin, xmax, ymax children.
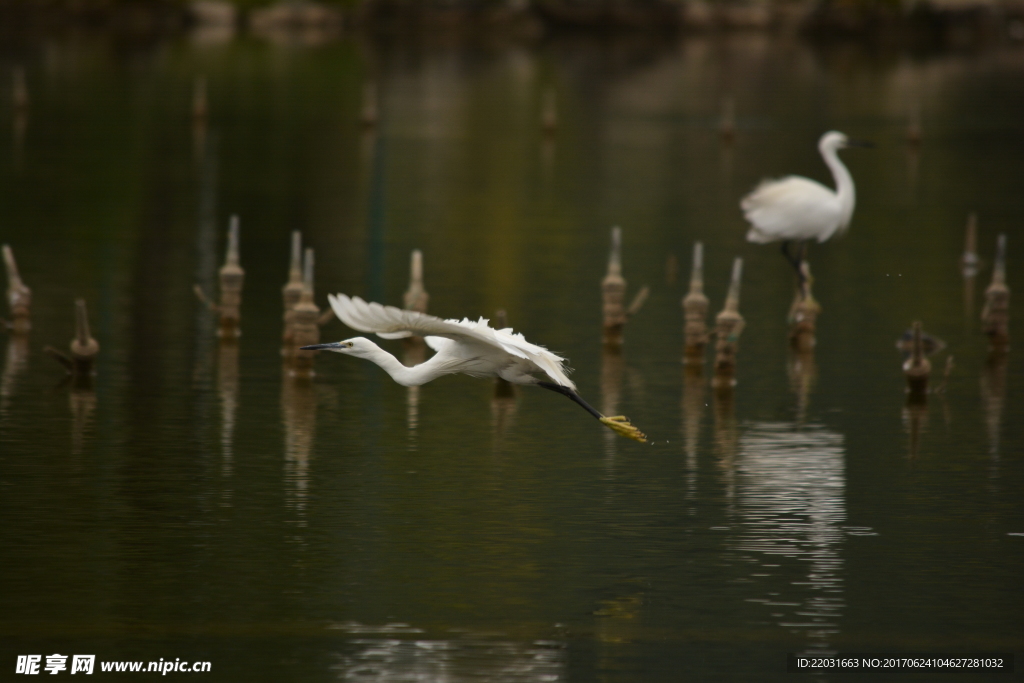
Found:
<box><xmin>741</xmin><ymin>130</ymin><xmax>870</xmax><ymax>275</ymax></box>
<box><xmin>302</xmin><ymin>294</ymin><xmax>647</xmax><ymax>442</ymax></box>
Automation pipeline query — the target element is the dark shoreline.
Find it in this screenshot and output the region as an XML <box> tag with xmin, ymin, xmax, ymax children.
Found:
<box><xmin>1</xmin><ymin>0</ymin><xmax>1024</xmax><ymax>48</ymax></box>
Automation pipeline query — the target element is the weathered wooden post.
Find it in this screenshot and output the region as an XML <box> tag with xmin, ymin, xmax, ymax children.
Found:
<box><xmin>493</xmin><ymin>309</ymin><xmax>515</xmax><ymax>399</ymax></box>
<box><xmin>981</xmin><ymin>233</ymin><xmax>1009</xmax><ymax>350</ymax></box>
<box><xmin>288</xmin><ymin>248</ymin><xmax>321</xmax><ymax>378</ymax></box>
<box><xmin>682</xmin><ymin>241</ymin><xmax>709</xmax><ymax>363</ymax></box>
<box><xmin>12</xmin><ymin>66</ymin><xmax>28</xmax><ymax>112</ymax></box>
<box><xmin>542</xmin><ymin>87</ymin><xmax>558</xmax><ymax>135</ymax></box>
<box><xmin>906</xmin><ymin>103</ymin><xmax>922</xmax><ymax>147</ymax></box>
<box><xmin>962</xmin><ymin>213</ymin><xmax>979</xmax><ymax>319</ymax></box>
<box><xmin>403</xmin><ymin>249</ymin><xmax>429</xmax><ymax>314</ymax></box>
<box><xmin>788</xmin><ymin>260</ymin><xmax>821</xmax><ymax>352</ymax></box>
<box><xmin>712</xmin><ymin>257</ymin><xmax>744</xmax><ymax>386</ymax></box>
<box><xmin>903</xmin><ymin>321</ymin><xmax>930</xmax><ymax>398</ymax></box>
<box><xmin>3</xmin><ymin>245</ymin><xmax>31</xmax><ymax>333</ymax></box>
<box><xmin>282</xmin><ymin>231</ymin><xmax>304</xmax><ymax>349</ymax></box>
<box><xmin>361</xmin><ymin>82</ymin><xmax>378</xmax><ymax>128</ymax></box>
<box><xmin>46</xmin><ymin>298</ymin><xmax>100</xmax><ymax>378</ymax></box>
<box><xmin>601</xmin><ymin>227</ymin><xmax>648</xmax><ymax>348</ymax></box>
<box><xmin>217</xmin><ymin>215</ymin><xmax>244</xmax><ymax>337</ymax></box>
<box><xmin>193</xmin><ymin>75</ymin><xmax>208</xmax><ymax>123</ymax></box>
<box><xmin>718</xmin><ymin>96</ymin><xmax>735</xmax><ymax>143</ymax></box>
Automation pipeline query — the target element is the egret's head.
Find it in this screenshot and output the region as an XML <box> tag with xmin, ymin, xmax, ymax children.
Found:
<box><xmin>301</xmin><ymin>337</ymin><xmax>377</xmax><ymax>357</ymax></box>
<box><xmin>820</xmin><ymin>130</ymin><xmax>872</xmax><ymax>152</ymax></box>
<box><xmin>820</xmin><ymin>131</ymin><xmax>848</xmax><ymax>151</ymax></box>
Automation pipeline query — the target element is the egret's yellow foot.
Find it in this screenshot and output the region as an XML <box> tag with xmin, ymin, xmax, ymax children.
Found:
<box><xmin>600</xmin><ymin>415</ymin><xmax>648</xmax><ymax>443</ymax></box>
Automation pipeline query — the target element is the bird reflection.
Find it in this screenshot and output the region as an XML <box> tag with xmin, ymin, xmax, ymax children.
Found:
<box><xmin>0</xmin><ymin>333</ymin><xmax>29</xmax><ymax>421</ymax></box>
<box><xmin>217</xmin><ymin>339</ymin><xmax>238</xmax><ymax>504</ymax></box>
<box><xmin>403</xmin><ymin>338</ymin><xmax>427</xmax><ymax>450</ymax></box>
<box><xmin>282</xmin><ymin>372</ymin><xmax>316</xmax><ymax>528</ymax></box>
<box><xmin>736</xmin><ymin>422</ymin><xmax>847</xmax><ymax>650</ymax></box>
<box><xmin>681</xmin><ymin>364</ymin><xmax>705</xmax><ymax>499</ymax></box>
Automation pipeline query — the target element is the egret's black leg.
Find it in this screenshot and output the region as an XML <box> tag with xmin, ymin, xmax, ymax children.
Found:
<box><xmin>780</xmin><ymin>241</ymin><xmax>800</xmax><ymax>272</ymax></box>
<box><xmin>537</xmin><ymin>381</ymin><xmax>603</xmax><ymax>420</ymax></box>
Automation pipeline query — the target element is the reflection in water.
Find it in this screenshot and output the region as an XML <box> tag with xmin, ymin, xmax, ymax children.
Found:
<box><xmin>491</xmin><ymin>380</ymin><xmax>518</xmax><ymax>451</ymax></box>
<box><xmin>69</xmin><ymin>375</ymin><xmax>96</xmax><ymax>458</ymax></box>
<box><xmin>601</xmin><ymin>346</ymin><xmax>625</xmax><ymax>461</ymax></box>
<box><xmin>902</xmin><ymin>393</ymin><xmax>929</xmax><ymax>461</ymax></box>
<box><xmin>595</xmin><ymin>592</ymin><xmax>644</xmax><ymax>646</ymax></box>
<box><xmin>981</xmin><ymin>350</ymin><xmax>1008</xmax><ymax>471</ymax></box>
<box><xmin>735</xmin><ymin>422</ymin><xmax>846</xmax><ymax>650</ymax></box>
<box><xmin>403</xmin><ymin>339</ymin><xmax>427</xmax><ymax>451</ymax></box>
<box><xmin>0</xmin><ymin>333</ymin><xmax>29</xmax><ymax>421</ymax></box>
<box><xmin>787</xmin><ymin>351</ymin><xmax>817</xmax><ymax>425</ymax></box>
<box><xmin>217</xmin><ymin>339</ymin><xmax>239</xmax><ymax>500</ymax></box>
<box><xmin>681</xmin><ymin>365</ymin><xmax>704</xmax><ymax>500</ymax></box>
<box><xmin>713</xmin><ymin>384</ymin><xmax>738</xmax><ymax>501</ymax></box>
<box><xmin>328</xmin><ymin>624</ymin><xmax>564</xmax><ymax>682</ymax></box>
<box><xmin>282</xmin><ymin>373</ymin><xmax>316</xmax><ymax>528</ymax></box>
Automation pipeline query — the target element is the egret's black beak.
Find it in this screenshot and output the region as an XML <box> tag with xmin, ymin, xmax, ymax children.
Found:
<box><xmin>300</xmin><ymin>342</ymin><xmax>341</xmax><ymax>351</ymax></box>
<box><xmin>847</xmin><ymin>139</ymin><xmax>874</xmax><ymax>148</ymax></box>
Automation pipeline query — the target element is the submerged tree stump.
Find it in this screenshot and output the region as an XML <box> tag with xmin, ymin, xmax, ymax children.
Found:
<box><xmin>682</xmin><ymin>241</ymin><xmax>709</xmax><ymax>363</ymax></box>
<box><xmin>713</xmin><ymin>258</ymin><xmax>744</xmax><ymax>386</ymax></box>
<box><xmin>982</xmin><ymin>233</ymin><xmax>1009</xmax><ymax>350</ymax></box>
<box><xmin>3</xmin><ymin>244</ymin><xmax>31</xmax><ymax>333</ymax></box>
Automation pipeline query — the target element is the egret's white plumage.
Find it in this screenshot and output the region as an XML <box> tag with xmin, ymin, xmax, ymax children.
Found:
<box><xmin>325</xmin><ymin>293</ymin><xmax>575</xmax><ymax>389</ymax></box>
<box><xmin>304</xmin><ymin>294</ymin><xmax>647</xmax><ymax>442</ymax></box>
<box><xmin>742</xmin><ymin>131</ymin><xmax>857</xmax><ymax>245</ymax></box>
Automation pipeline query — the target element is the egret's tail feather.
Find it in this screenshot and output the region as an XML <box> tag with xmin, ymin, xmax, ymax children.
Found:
<box><xmin>600</xmin><ymin>415</ymin><xmax>648</xmax><ymax>443</ymax></box>
<box><xmin>745</xmin><ymin>227</ymin><xmax>774</xmax><ymax>244</ymax></box>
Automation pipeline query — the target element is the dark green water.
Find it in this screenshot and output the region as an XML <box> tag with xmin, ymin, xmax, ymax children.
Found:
<box><xmin>1</xmin><ymin>30</ymin><xmax>1023</xmax><ymax>681</ymax></box>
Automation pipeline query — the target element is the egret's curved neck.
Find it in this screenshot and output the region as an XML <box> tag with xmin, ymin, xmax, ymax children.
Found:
<box><xmin>821</xmin><ymin>144</ymin><xmax>855</xmax><ymax>227</ymax></box>
<box><xmin>357</xmin><ymin>341</ymin><xmax>445</xmax><ymax>387</ymax></box>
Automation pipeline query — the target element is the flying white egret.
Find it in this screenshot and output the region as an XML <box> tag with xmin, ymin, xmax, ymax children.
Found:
<box><xmin>741</xmin><ymin>131</ymin><xmax>871</xmax><ymax>276</ymax></box>
<box><xmin>302</xmin><ymin>294</ymin><xmax>647</xmax><ymax>442</ymax></box>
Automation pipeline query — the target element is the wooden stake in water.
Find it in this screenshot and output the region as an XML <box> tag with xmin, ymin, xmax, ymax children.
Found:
<box><xmin>788</xmin><ymin>260</ymin><xmax>821</xmax><ymax>352</ymax></box>
<box><xmin>403</xmin><ymin>249</ymin><xmax>429</xmax><ymax>314</ymax></box>
<box><xmin>493</xmin><ymin>309</ymin><xmax>515</xmax><ymax>399</ymax></box>
<box><xmin>70</xmin><ymin>299</ymin><xmax>100</xmax><ymax>376</ymax></box>
<box><xmin>361</xmin><ymin>82</ymin><xmax>378</xmax><ymax>128</ymax></box>
<box><xmin>282</xmin><ymin>231</ymin><xmax>304</xmax><ymax>346</ymax></box>
<box><xmin>903</xmin><ymin>321</ymin><xmax>931</xmax><ymax>397</ymax></box>
<box><xmin>3</xmin><ymin>244</ymin><xmax>31</xmax><ymax>333</ymax></box>
<box><xmin>982</xmin><ymin>233</ymin><xmax>1009</xmax><ymax>350</ymax></box>
<box><xmin>217</xmin><ymin>215</ymin><xmax>244</xmax><ymax>337</ymax></box>
<box><xmin>12</xmin><ymin>67</ymin><xmax>29</xmax><ymax>112</ymax></box>
<box><xmin>718</xmin><ymin>96</ymin><xmax>735</xmax><ymax>143</ymax></box>
<box><xmin>713</xmin><ymin>258</ymin><xmax>745</xmax><ymax>385</ymax></box>
<box><xmin>542</xmin><ymin>87</ymin><xmax>558</xmax><ymax>135</ymax></box>
<box><xmin>682</xmin><ymin>241</ymin><xmax>709</xmax><ymax>363</ymax></box>
<box><xmin>962</xmin><ymin>213</ymin><xmax>979</xmax><ymax>318</ymax></box>
<box><xmin>601</xmin><ymin>227</ymin><xmax>648</xmax><ymax>347</ymax></box>
<box><xmin>193</xmin><ymin>75</ymin><xmax>208</xmax><ymax>123</ymax></box>
<box><xmin>906</xmin><ymin>102</ymin><xmax>922</xmax><ymax>147</ymax></box>
<box><xmin>289</xmin><ymin>248</ymin><xmax>321</xmax><ymax>377</ymax></box>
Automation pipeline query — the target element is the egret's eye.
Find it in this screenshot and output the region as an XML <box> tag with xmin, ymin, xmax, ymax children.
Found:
<box><xmin>345</xmin><ymin>341</ymin><xmax>354</xmax><ymax>348</ymax></box>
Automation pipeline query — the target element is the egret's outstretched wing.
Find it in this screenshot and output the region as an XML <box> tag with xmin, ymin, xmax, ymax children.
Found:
<box><xmin>742</xmin><ymin>175</ymin><xmax>843</xmax><ymax>243</ymax></box>
<box><xmin>328</xmin><ymin>294</ymin><xmax>575</xmax><ymax>389</ymax></box>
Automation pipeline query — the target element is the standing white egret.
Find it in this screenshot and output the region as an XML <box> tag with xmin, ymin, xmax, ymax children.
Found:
<box><xmin>741</xmin><ymin>131</ymin><xmax>870</xmax><ymax>276</ymax></box>
<box><xmin>302</xmin><ymin>294</ymin><xmax>647</xmax><ymax>442</ymax></box>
